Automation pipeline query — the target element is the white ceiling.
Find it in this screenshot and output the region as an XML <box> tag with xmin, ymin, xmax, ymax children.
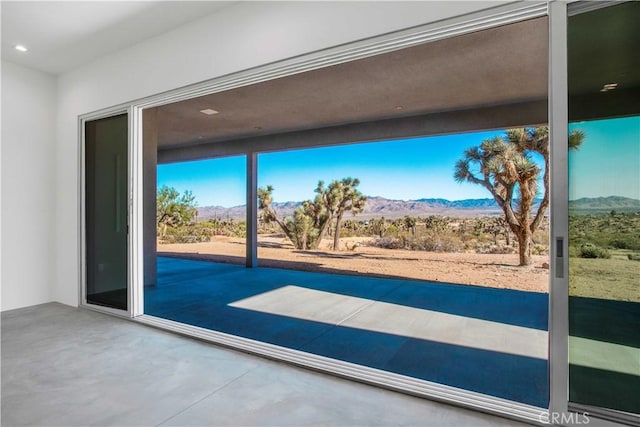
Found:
<box><xmin>1</xmin><ymin>1</ymin><xmax>234</xmax><ymax>74</ymax></box>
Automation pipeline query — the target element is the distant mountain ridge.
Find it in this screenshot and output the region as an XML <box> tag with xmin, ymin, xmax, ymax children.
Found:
<box><xmin>569</xmin><ymin>196</ymin><xmax>640</xmax><ymax>211</ymax></box>
<box><xmin>196</xmin><ymin>196</ymin><xmax>547</xmax><ymax>220</ymax></box>
<box><xmin>360</xmin><ymin>196</ymin><xmax>507</xmax><ymax>218</ymax></box>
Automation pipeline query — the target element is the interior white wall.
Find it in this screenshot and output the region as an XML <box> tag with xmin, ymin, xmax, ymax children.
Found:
<box><xmin>55</xmin><ymin>1</ymin><xmax>506</xmax><ymax>306</ymax></box>
<box><xmin>2</xmin><ymin>61</ymin><xmax>57</xmax><ymax>311</ymax></box>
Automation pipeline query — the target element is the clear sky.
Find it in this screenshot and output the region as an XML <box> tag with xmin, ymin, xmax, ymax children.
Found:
<box><xmin>157</xmin><ymin>155</ymin><xmax>247</xmax><ymax>207</ymax></box>
<box><xmin>158</xmin><ymin>129</ymin><xmax>548</xmax><ymax>207</ymax></box>
<box><xmin>569</xmin><ymin>116</ymin><xmax>640</xmax><ymax>200</ymax></box>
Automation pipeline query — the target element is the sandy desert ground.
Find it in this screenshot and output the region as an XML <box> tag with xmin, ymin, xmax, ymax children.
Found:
<box><xmin>159</xmin><ymin>235</ymin><xmax>550</xmax><ymax>293</ymax></box>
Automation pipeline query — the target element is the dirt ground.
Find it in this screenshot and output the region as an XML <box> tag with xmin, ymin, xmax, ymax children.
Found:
<box><xmin>158</xmin><ymin>235</ymin><xmax>550</xmax><ymax>293</ymax></box>
<box><xmin>569</xmin><ymin>252</ymin><xmax>640</xmax><ymax>303</ymax></box>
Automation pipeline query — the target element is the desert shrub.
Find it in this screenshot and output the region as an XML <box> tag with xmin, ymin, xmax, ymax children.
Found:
<box><xmin>372</xmin><ymin>235</ymin><xmax>462</xmax><ymax>252</ymax></box>
<box><xmin>341</xmin><ymin>220</ymin><xmax>364</xmax><ymax>238</ymax></box>
<box><xmin>610</xmin><ymin>239</ymin><xmax>631</xmax><ymax>249</ymax></box>
<box><xmin>410</xmin><ymin>235</ymin><xmax>463</xmax><ymax>252</ymax></box>
<box><xmin>609</xmin><ymin>237</ymin><xmax>640</xmax><ymax>251</ymax></box>
<box><xmin>372</xmin><ymin>237</ymin><xmax>404</xmax><ymax>249</ymax></box>
<box><xmin>579</xmin><ymin>243</ymin><xmax>611</xmax><ymax>259</ymax></box>
<box><xmin>338</xmin><ymin>228</ymin><xmax>358</xmax><ymax>238</ymax></box>
<box><xmin>569</xmin><ymin>212</ymin><xmax>640</xmax><ymax>250</ymax></box>
<box><xmin>627</xmin><ymin>253</ymin><xmax>640</xmax><ymax>261</ymax></box>
<box><xmin>385</xmin><ymin>224</ymin><xmax>399</xmax><ymax>237</ymax></box>
<box><xmin>161</xmin><ymin>223</ymin><xmax>212</xmax><ymax>244</ymax></box>
<box><xmin>532</xmin><ymin>244</ymin><xmax>549</xmax><ymax>255</ymax></box>
<box><xmin>568</xmin><ymin>245</ymin><xmax>579</xmax><ymax>258</ymax></box>
<box><xmin>207</xmin><ymin>219</ymin><xmax>246</xmax><ymax>238</ymax></box>
<box><xmin>474</xmin><ymin>243</ymin><xmax>516</xmax><ymax>255</ymax></box>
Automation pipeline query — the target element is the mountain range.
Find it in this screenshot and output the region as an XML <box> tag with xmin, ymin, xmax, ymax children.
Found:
<box><xmin>568</xmin><ymin>196</ymin><xmax>640</xmax><ymax>213</ymax></box>
<box><xmin>197</xmin><ymin>196</ymin><xmax>517</xmax><ymax>220</ymax></box>
<box><xmin>196</xmin><ymin>195</ymin><xmax>640</xmax><ymax>221</ymax></box>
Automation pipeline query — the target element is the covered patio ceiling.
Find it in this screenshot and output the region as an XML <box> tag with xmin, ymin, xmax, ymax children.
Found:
<box><xmin>149</xmin><ymin>17</ymin><xmax>549</xmax><ymax>153</ymax></box>
<box><xmin>149</xmin><ymin>2</ymin><xmax>639</xmax><ymax>162</ymax></box>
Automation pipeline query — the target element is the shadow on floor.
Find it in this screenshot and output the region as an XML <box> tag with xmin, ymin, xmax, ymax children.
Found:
<box><xmin>569</xmin><ymin>296</ymin><xmax>640</xmax><ymax>413</ymax></box>
<box><xmin>145</xmin><ymin>256</ymin><xmax>549</xmax><ymax>408</ymax></box>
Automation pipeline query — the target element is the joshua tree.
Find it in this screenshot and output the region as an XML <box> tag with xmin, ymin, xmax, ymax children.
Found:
<box><xmin>258</xmin><ymin>178</ymin><xmax>366</xmax><ymax>251</ymax></box>
<box><xmin>403</xmin><ymin>215</ymin><xmax>417</xmax><ymax>237</ymax></box>
<box><xmin>324</xmin><ymin>178</ymin><xmax>367</xmax><ymax>251</ymax></box>
<box><xmin>310</xmin><ymin>181</ymin><xmax>334</xmax><ymax>247</ymax></box>
<box><xmin>424</xmin><ymin>215</ymin><xmax>449</xmax><ymax>235</ymax></box>
<box><xmin>368</xmin><ymin>217</ymin><xmax>388</xmax><ymax>238</ymax></box>
<box><xmin>454</xmin><ymin>126</ymin><xmax>584</xmax><ymax>265</ymax></box>
<box><xmin>156</xmin><ymin>186</ymin><xmax>197</xmax><ymax>238</ymax></box>
<box><xmin>258</xmin><ymin>185</ymin><xmax>298</xmax><ymax>245</ymax></box>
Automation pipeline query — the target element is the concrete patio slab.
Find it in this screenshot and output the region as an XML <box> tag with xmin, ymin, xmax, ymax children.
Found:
<box><xmin>146</xmin><ymin>256</ymin><xmax>550</xmax><ymax>407</ymax></box>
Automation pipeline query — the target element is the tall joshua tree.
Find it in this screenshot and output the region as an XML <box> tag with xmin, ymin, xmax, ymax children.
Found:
<box><xmin>258</xmin><ymin>178</ymin><xmax>366</xmax><ymax>251</ymax></box>
<box><xmin>454</xmin><ymin>127</ymin><xmax>584</xmax><ymax>266</ymax></box>
<box><xmin>326</xmin><ymin>177</ymin><xmax>367</xmax><ymax>251</ymax></box>
<box><xmin>258</xmin><ymin>185</ymin><xmax>297</xmax><ymax>245</ymax></box>
<box><xmin>404</xmin><ymin>215</ymin><xmax>417</xmax><ymax>237</ymax></box>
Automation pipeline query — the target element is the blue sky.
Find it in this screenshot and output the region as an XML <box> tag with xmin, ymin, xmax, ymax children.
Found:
<box><xmin>158</xmin><ymin>128</ymin><xmax>550</xmax><ymax>207</ymax></box>
<box><xmin>258</xmin><ymin>131</ymin><xmax>517</xmax><ymax>204</ymax></box>
<box><xmin>157</xmin><ymin>155</ymin><xmax>247</xmax><ymax>207</ymax></box>
<box><xmin>569</xmin><ymin>116</ymin><xmax>640</xmax><ymax>200</ymax></box>
<box><xmin>154</xmin><ymin>117</ymin><xmax>640</xmax><ymax>207</ymax></box>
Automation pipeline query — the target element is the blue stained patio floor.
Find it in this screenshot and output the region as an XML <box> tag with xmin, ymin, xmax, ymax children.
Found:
<box><xmin>146</xmin><ymin>256</ymin><xmax>549</xmax><ymax>408</ymax></box>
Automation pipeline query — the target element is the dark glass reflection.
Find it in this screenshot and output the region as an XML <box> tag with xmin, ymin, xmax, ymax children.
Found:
<box><xmin>85</xmin><ymin>114</ymin><xmax>128</xmax><ymax>310</ymax></box>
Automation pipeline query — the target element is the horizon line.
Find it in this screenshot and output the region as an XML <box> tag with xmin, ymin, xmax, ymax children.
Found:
<box><xmin>194</xmin><ymin>193</ymin><xmax>640</xmax><ymax>209</ymax></box>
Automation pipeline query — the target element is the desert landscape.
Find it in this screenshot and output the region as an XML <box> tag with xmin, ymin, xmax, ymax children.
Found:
<box><xmin>156</xmin><ymin>124</ymin><xmax>639</xmax><ymax>303</ymax></box>
<box><xmin>158</xmin><ymin>206</ymin><xmax>640</xmax><ymax>302</ymax></box>
<box><xmin>568</xmin><ymin>209</ymin><xmax>640</xmax><ymax>302</ymax></box>
<box><xmin>159</xmin><ymin>234</ymin><xmax>550</xmax><ymax>293</ymax></box>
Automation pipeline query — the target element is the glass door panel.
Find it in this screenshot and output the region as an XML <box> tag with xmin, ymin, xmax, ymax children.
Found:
<box><xmin>568</xmin><ymin>2</ymin><xmax>640</xmax><ymax>418</ymax></box>
<box><xmin>85</xmin><ymin>114</ymin><xmax>129</xmax><ymax>310</ymax></box>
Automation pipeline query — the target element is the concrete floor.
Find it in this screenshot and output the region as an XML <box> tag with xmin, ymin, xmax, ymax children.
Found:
<box><xmin>1</xmin><ymin>303</ymin><xmax>533</xmax><ymax>427</ymax></box>
<box><xmin>145</xmin><ymin>257</ymin><xmax>549</xmax><ymax>408</ymax></box>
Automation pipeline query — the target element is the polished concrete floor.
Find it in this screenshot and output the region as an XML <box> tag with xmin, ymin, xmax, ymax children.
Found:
<box><xmin>145</xmin><ymin>257</ymin><xmax>549</xmax><ymax>408</ymax></box>
<box><xmin>1</xmin><ymin>303</ymin><xmax>532</xmax><ymax>426</ymax></box>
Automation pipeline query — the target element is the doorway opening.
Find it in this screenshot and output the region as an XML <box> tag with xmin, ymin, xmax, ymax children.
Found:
<box><xmin>140</xmin><ymin>15</ymin><xmax>551</xmax><ymax>410</ymax></box>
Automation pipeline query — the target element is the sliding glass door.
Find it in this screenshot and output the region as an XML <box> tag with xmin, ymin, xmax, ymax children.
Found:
<box><xmin>567</xmin><ymin>2</ymin><xmax>640</xmax><ymax>422</ymax></box>
<box><xmin>75</xmin><ymin>1</ymin><xmax>640</xmax><ymax>423</ymax></box>
<box><xmin>85</xmin><ymin>114</ymin><xmax>129</xmax><ymax>311</ymax></box>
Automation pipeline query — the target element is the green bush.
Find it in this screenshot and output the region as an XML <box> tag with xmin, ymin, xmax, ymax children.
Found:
<box><xmin>161</xmin><ymin>223</ymin><xmax>212</xmax><ymax>244</ymax></box>
<box><xmin>610</xmin><ymin>239</ymin><xmax>631</xmax><ymax>249</ymax></box>
<box><xmin>579</xmin><ymin>243</ymin><xmax>611</xmax><ymax>259</ymax></box>
<box><xmin>532</xmin><ymin>244</ymin><xmax>548</xmax><ymax>256</ymax></box>
<box><xmin>206</xmin><ymin>219</ymin><xmax>246</xmax><ymax>238</ymax></box>
<box><xmin>371</xmin><ymin>235</ymin><xmax>463</xmax><ymax>252</ymax></box>
<box><xmin>627</xmin><ymin>253</ymin><xmax>640</xmax><ymax>261</ymax></box>
<box><xmin>609</xmin><ymin>237</ymin><xmax>640</xmax><ymax>251</ymax></box>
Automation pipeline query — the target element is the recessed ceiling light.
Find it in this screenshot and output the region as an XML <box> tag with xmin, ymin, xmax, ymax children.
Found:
<box><xmin>200</xmin><ymin>109</ymin><xmax>219</xmax><ymax>115</ymax></box>
<box><xmin>395</xmin><ymin>106</ymin><xmax>404</xmax><ymax>110</ymax></box>
<box><xmin>14</xmin><ymin>45</ymin><xmax>28</xmax><ymax>52</ymax></box>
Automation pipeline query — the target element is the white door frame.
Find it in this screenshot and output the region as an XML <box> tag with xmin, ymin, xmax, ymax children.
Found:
<box><xmin>78</xmin><ymin>105</ymin><xmax>141</xmax><ymax>318</ymax></box>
